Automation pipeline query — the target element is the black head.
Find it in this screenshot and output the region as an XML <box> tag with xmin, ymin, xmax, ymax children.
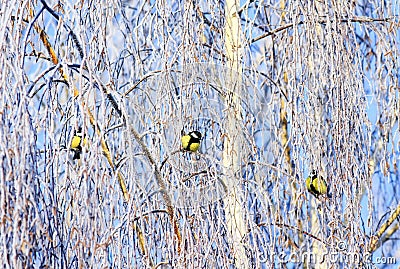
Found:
<box><xmin>310</xmin><ymin>169</ymin><xmax>318</xmax><ymax>177</ymax></box>
<box><xmin>75</xmin><ymin>127</ymin><xmax>83</xmax><ymax>136</ymax></box>
<box><xmin>189</xmin><ymin>131</ymin><xmax>202</xmax><ymax>140</ymax></box>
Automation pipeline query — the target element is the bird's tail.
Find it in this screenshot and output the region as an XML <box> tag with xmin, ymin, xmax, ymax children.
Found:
<box><xmin>72</xmin><ymin>150</ymin><xmax>81</xmax><ymax>160</ymax></box>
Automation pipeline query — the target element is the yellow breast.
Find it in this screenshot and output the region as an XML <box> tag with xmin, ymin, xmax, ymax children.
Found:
<box><xmin>181</xmin><ymin>135</ymin><xmax>191</xmax><ymax>150</ymax></box>
<box><xmin>70</xmin><ymin>136</ymin><xmax>82</xmax><ymax>149</ymax></box>
<box><xmin>189</xmin><ymin>142</ymin><xmax>200</xmax><ymax>152</ymax></box>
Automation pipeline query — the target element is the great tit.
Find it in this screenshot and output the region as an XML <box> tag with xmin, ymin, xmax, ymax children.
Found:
<box><xmin>306</xmin><ymin>170</ymin><xmax>331</xmax><ymax>198</ymax></box>
<box><xmin>70</xmin><ymin>127</ymin><xmax>87</xmax><ymax>160</ymax></box>
<box><xmin>181</xmin><ymin>131</ymin><xmax>202</xmax><ymax>152</ymax></box>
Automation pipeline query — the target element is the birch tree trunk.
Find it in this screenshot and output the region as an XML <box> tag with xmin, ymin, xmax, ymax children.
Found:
<box><xmin>223</xmin><ymin>0</ymin><xmax>248</xmax><ymax>267</ymax></box>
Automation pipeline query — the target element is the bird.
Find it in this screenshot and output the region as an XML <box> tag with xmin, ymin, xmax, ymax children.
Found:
<box><xmin>70</xmin><ymin>127</ymin><xmax>87</xmax><ymax>160</ymax></box>
<box><xmin>306</xmin><ymin>170</ymin><xmax>331</xmax><ymax>198</ymax></box>
<box><xmin>181</xmin><ymin>131</ymin><xmax>202</xmax><ymax>152</ymax></box>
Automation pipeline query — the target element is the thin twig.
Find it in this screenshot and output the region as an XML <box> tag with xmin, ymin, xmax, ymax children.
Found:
<box><xmin>251</xmin><ymin>17</ymin><xmax>393</xmax><ymax>43</ymax></box>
